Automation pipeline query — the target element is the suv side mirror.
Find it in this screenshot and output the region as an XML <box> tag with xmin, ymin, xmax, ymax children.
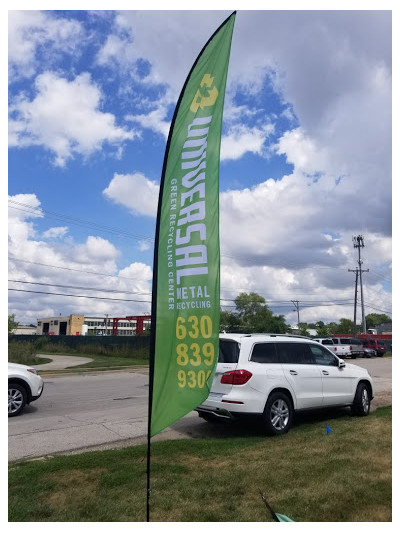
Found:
<box><xmin>338</xmin><ymin>359</ymin><xmax>346</xmax><ymax>369</ymax></box>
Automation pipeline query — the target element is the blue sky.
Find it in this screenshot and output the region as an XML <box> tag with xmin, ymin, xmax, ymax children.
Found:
<box><xmin>7</xmin><ymin>7</ymin><xmax>392</xmax><ymax>327</ymax></box>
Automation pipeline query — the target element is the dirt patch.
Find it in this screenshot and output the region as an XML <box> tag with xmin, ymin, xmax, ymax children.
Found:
<box><xmin>45</xmin><ymin>468</ymin><xmax>107</xmax><ymax>508</ymax></box>
<box><xmin>371</xmin><ymin>390</ymin><xmax>392</xmax><ymax>410</ymax></box>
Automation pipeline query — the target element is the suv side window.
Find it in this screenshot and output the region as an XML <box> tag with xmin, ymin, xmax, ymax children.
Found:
<box><xmin>219</xmin><ymin>340</ymin><xmax>240</xmax><ymax>363</ymax></box>
<box><xmin>309</xmin><ymin>344</ymin><xmax>337</xmax><ymax>366</ymax></box>
<box><xmin>276</xmin><ymin>342</ymin><xmax>315</xmax><ymax>364</ymax></box>
<box><xmin>250</xmin><ymin>343</ymin><xmax>279</xmax><ymax>363</ymax></box>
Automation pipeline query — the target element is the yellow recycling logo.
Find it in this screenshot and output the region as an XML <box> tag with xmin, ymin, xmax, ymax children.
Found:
<box><xmin>190</xmin><ymin>74</ymin><xmax>219</xmax><ymax>113</ymax></box>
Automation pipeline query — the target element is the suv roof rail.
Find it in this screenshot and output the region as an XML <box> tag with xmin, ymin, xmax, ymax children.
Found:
<box><xmin>220</xmin><ymin>333</ymin><xmax>312</xmax><ymax>340</ymax></box>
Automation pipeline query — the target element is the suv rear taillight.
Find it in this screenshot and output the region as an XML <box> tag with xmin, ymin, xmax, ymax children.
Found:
<box><xmin>221</xmin><ymin>369</ymin><xmax>252</xmax><ymax>385</ymax></box>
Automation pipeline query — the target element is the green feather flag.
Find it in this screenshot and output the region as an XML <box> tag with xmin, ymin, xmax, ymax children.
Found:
<box><xmin>259</xmin><ymin>490</ymin><xmax>295</xmax><ymax>522</ymax></box>
<box><xmin>149</xmin><ymin>12</ymin><xmax>236</xmax><ymax>437</ymax></box>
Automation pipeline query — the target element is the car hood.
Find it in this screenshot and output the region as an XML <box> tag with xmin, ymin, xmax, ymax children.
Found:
<box><xmin>344</xmin><ymin>362</ymin><xmax>371</xmax><ymax>377</ymax></box>
<box><xmin>8</xmin><ymin>362</ymin><xmax>34</xmax><ymax>371</ymax></box>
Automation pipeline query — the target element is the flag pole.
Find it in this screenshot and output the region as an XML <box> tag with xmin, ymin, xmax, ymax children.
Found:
<box><xmin>146</xmin><ymin>97</ymin><xmax>170</xmax><ymax>521</ymax></box>
<box><xmin>146</xmin><ymin>29</ymin><xmax>181</xmax><ymax>516</ymax></box>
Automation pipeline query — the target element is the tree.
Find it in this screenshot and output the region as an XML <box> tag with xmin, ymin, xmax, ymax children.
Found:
<box><xmin>234</xmin><ymin>292</ymin><xmax>267</xmax><ymax>320</ymax></box>
<box><xmin>220</xmin><ymin>309</ymin><xmax>242</xmax><ymax>332</ymax></box>
<box><xmin>8</xmin><ymin>314</ymin><xmax>18</xmax><ymax>335</ymax></box>
<box><xmin>225</xmin><ymin>292</ymin><xmax>289</xmax><ymax>334</ymax></box>
<box><xmin>331</xmin><ymin>318</ymin><xmax>353</xmax><ymax>335</ymax></box>
<box><xmin>365</xmin><ymin>314</ymin><xmax>391</xmax><ymax>329</ymax></box>
<box><xmin>298</xmin><ymin>323</ymin><xmax>311</xmax><ymax>336</ymax></box>
<box><xmin>314</xmin><ymin>321</ymin><xmax>331</xmax><ymax>337</ymax></box>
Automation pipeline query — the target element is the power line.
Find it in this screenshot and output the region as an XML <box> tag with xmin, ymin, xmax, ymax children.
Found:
<box><xmin>8</xmin><ymin>200</ymin><xmax>154</xmax><ymax>243</ymax></box>
<box><xmin>9</xmin><ymin>257</ymin><xmax>144</xmax><ymax>281</ymax></box>
<box><xmin>363</xmin><ymin>302</ymin><xmax>392</xmax><ymax>315</ymax></box>
<box><xmin>8</xmin><ymin>288</ymin><xmax>151</xmax><ymax>303</ymax></box>
<box><xmin>9</xmin><ymin>288</ymin><xmax>391</xmax><ymax>316</ymax></box>
<box><xmin>8</xmin><ymin>258</ymin><xmax>370</xmax><ymax>299</ymax></box>
<box><xmin>9</xmin><ymin>279</ymin><xmax>356</xmax><ymax>307</ymax></box>
<box><xmin>8</xmin><ymin>279</ymin><xmax>151</xmax><ymax>296</ymax></box>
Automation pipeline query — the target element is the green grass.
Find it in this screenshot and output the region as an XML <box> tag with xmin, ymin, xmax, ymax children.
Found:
<box><xmin>8</xmin><ymin>341</ymin><xmax>52</xmax><ymax>366</ymax></box>
<box><xmin>8</xmin><ymin>338</ymin><xmax>149</xmax><ymax>369</ymax></box>
<box><xmin>8</xmin><ymin>406</ymin><xmax>391</xmax><ymax>522</ymax></box>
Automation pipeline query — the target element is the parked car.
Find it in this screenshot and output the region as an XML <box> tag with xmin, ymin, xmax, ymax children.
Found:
<box><xmin>362</xmin><ymin>339</ymin><xmax>387</xmax><ymax>357</ymax></box>
<box><xmin>362</xmin><ymin>346</ymin><xmax>377</xmax><ymax>358</ymax></box>
<box><xmin>331</xmin><ymin>337</ymin><xmax>363</xmax><ymax>359</ymax></box>
<box><xmin>8</xmin><ymin>362</ymin><xmax>44</xmax><ymax>417</ymax></box>
<box><xmin>196</xmin><ymin>334</ymin><xmax>374</xmax><ymax>435</ymax></box>
<box><xmin>313</xmin><ymin>338</ymin><xmax>337</xmax><ymax>354</ymax></box>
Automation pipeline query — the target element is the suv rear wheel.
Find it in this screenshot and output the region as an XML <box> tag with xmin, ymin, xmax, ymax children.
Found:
<box><xmin>263</xmin><ymin>391</ymin><xmax>293</xmax><ymax>435</ymax></box>
<box><xmin>8</xmin><ymin>382</ymin><xmax>27</xmax><ymax>417</ymax></box>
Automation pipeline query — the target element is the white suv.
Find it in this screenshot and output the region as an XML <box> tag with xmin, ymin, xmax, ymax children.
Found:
<box><xmin>196</xmin><ymin>333</ymin><xmax>374</xmax><ymax>435</ymax></box>
<box><xmin>8</xmin><ymin>362</ymin><xmax>44</xmax><ymax>417</ymax></box>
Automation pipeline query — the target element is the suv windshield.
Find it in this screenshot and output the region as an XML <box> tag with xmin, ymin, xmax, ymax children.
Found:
<box><xmin>219</xmin><ymin>340</ymin><xmax>240</xmax><ymax>363</ymax></box>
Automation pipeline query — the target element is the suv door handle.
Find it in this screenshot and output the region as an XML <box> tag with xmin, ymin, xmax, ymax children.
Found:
<box><xmin>289</xmin><ymin>370</ymin><xmax>298</xmax><ymax>375</ymax></box>
<box><xmin>322</xmin><ymin>370</ymin><xmax>329</xmax><ymax>375</ymax></box>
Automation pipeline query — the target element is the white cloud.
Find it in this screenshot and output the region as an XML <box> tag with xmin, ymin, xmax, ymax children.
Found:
<box><xmin>73</xmin><ymin>236</ymin><xmax>120</xmax><ymax>264</ymax></box>
<box><xmin>8</xmin><ymin>193</ymin><xmax>152</xmax><ymax>323</ymax></box>
<box><xmin>275</xmin><ymin>128</ymin><xmax>329</xmax><ymax>174</ymax></box>
<box><xmin>103</xmin><ymin>172</ymin><xmax>159</xmax><ymax>217</ymax></box>
<box><xmin>126</xmin><ymin>106</ymin><xmax>170</xmax><ymax>139</ymax></box>
<box><xmin>42</xmin><ymin>227</ymin><xmax>68</xmax><ymax>240</ymax></box>
<box><xmin>8</xmin><ymin>194</ymin><xmax>43</xmax><ymax>243</ymax></box>
<box><xmin>9</xmin><ymin>72</ymin><xmax>135</xmax><ymax>166</ymax></box>
<box><xmin>8</xmin><ymin>10</ymin><xmax>84</xmax><ymax>80</ymax></box>
<box><xmin>97</xmin><ymin>11</ymin><xmax>226</xmax><ymax>99</ymax></box>
<box><xmin>221</xmin><ymin>123</ymin><xmax>275</xmax><ymax>161</ymax></box>
<box><xmin>218</xmin><ymin>171</ymin><xmax>392</xmax><ymax>323</ymax></box>
<box><xmin>139</xmin><ymin>241</ymin><xmax>152</xmax><ymax>252</ymax></box>
<box><xmin>7</xmin><ymin>11</ymin><xmax>392</xmax><ymax>327</ymax></box>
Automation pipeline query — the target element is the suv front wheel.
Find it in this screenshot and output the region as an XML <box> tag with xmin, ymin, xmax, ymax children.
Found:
<box><xmin>263</xmin><ymin>391</ymin><xmax>293</xmax><ymax>435</ymax></box>
<box><xmin>351</xmin><ymin>383</ymin><xmax>370</xmax><ymax>416</ymax></box>
<box><xmin>8</xmin><ymin>382</ymin><xmax>27</xmax><ymax>417</ymax></box>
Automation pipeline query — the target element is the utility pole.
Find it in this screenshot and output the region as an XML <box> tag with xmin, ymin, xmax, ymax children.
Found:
<box><xmin>292</xmin><ymin>300</ymin><xmax>300</xmax><ymax>330</ymax></box>
<box><xmin>352</xmin><ymin>235</ymin><xmax>369</xmax><ymax>334</ymax></box>
<box><xmin>348</xmin><ymin>268</ymin><xmax>359</xmax><ymax>337</ymax></box>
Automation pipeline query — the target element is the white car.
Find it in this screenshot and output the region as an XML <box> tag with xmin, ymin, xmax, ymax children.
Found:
<box><xmin>196</xmin><ymin>333</ymin><xmax>374</xmax><ymax>435</ymax></box>
<box><xmin>8</xmin><ymin>362</ymin><xmax>44</xmax><ymax>417</ymax></box>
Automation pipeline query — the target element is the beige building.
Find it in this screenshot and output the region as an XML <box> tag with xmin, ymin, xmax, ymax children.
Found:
<box><xmin>37</xmin><ymin>314</ymin><xmax>84</xmax><ymax>336</ymax></box>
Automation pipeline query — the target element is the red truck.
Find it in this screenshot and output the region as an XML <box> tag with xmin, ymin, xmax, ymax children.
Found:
<box><xmin>362</xmin><ymin>338</ymin><xmax>387</xmax><ymax>357</ymax></box>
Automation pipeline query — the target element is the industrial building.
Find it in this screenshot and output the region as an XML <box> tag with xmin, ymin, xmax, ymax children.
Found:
<box><xmin>36</xmin><ymin>314</ymin><xmax>151</xmax><ymax>336</ymax></box>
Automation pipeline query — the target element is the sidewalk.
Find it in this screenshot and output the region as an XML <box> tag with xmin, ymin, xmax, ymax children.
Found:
<box><xmin>32</xmin><ymin>355</ymin><xmax>93</xmax><ymax>370</ymax></box>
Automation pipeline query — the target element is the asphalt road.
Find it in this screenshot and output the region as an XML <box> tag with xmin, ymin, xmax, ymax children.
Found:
<box><xmin>8</xmin><ymin>357</ymin><xmax>392</xmax><ymax>462</ymax></box>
